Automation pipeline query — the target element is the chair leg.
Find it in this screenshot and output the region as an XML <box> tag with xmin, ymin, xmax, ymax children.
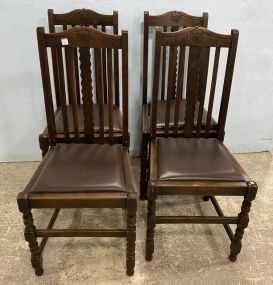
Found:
<box><xmin>140</xmin><ymin>133</ymin><xmax>149</xmax><ymax>200</ymax></box>
<box><xmin>22</xmin><ymin>211</ymin><xmax>43</xmax><ymax>276</ymax></box>
<box><xmin>126</xmin><ymin>210</ymin><xmax>136</xmax><ymax>276</ymax></box>
<box><xmin>38</xmin><ymin>134</ymin><xmax>49</xmax><ymax>158</ymax></box>
<box><xmin>203</xmin><ymin>196</ymin><xmax>210</xmax><ymax>201</ymax></box>
<box><xmin>229</xmin><ymin>184</ymin><xmax>257</xmax><ymax>262</ymax></box>
<box><xmin>145</xmin><ymin>185</ymin><xmax>157</xmax><ymax>261</ymax></box>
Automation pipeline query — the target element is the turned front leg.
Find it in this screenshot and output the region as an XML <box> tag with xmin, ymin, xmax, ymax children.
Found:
<box><xmin>126</xmin><ymin>210</ymin><xmax>136</xmax><ymax>276</ymax></box>
<box><xmin>22</xmin><ymin>211</ymin><xmax>43</xmax><ymax>276</ymax></box>
<box><xmin>145</xmin><ymin>185</ymin><xmax>157</xmax><ymax>261</ymax></box>
<box><xmin>229</xmin><ymin>182</ymin><xmax>257</xmax><ymax>262</ymax></box>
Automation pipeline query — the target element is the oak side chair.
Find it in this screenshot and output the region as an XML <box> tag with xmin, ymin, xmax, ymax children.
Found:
<box><xmin>39</xmin><ymin>9</ymin><xmax>122</xmax><ymax>156</ymax></box>
<box><xmin>140</xmin><ymin>10</ymin><xmax>217</xmax><ymax>200</ymax></box>
<box><xmin>145</xmin><ymin>27</ymin><xmax>258</xmax><ymax>263</ymax></box>
<box><xmin>17</xmin><ymin>26</ymin><xmax>137</xmax><ymax>276</ymax></box>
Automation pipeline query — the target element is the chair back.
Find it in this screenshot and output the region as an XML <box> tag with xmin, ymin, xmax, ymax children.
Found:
<box><xmin>142</xmin><ymin>11</ymin><xmax>208</xmax><ymax>105</ymax></box>
<box><xmin>37</xmin><ymin>27</ymin><xmax>128</xmax><ymax>146</ymax></box>
<box><xmin>150</xmin><ymin>27</ymin><xmax>239</xmax><ymax>141</ymax></box>
<box><xmin>48</xmin><ymin>9</ymin><xmax>119</xmax><ymax>107</ymax></box>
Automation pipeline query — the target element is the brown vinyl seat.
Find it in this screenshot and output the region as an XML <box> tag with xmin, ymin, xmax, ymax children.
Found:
<box><xmin>26</xmin><ymin>144</ymin><xmax>127</xmax><ymax>193</ymax></box>
<box><xmin>155</xmin><ymin>100</ymin><xmax>217</xmax><ymax>130</ymax></box>
<box><xmin>55</xmin><ymin>104</ymin><xmax>122</xmax><ymax>134</ymax></box>
<box><xmin>156</xmin><ymin>138</ymin><xmax>246</xmax><ymax>182</ymax></box>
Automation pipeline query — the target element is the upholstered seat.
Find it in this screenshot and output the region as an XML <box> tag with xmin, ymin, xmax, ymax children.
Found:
<box><xmin>155</xmin><ymin>99</ymin><xmax>217</xmax><ymax>130</ymax></box>
<box><xmin>25</xmin><ymin>144</ymin><xmax>127</xmax><ymax>193</ymax></box>
<box><xmin>156</xmin><ymin>137</ymin><xmax>247</xmax><ymax>182</ymax></box>
<box><xmin>55</xmin><ymin>104</ymin><xmax>123</xmax><ymax>134</ymax></box>
<box><xmin>140</xmin><ymin>99</ymin><xmax>217</xmax><ymax>199</ymax></box>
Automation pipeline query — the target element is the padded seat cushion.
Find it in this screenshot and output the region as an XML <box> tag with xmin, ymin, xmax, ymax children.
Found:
<box><xmin>26</xmin><ymin>144</ymin><xmax>127</xmax><ymax>193</ymax></box>
<box><xmin>155</xmin><ymin>99</ymin><xmax>217</xmax><ymax>129</ymax></box>
<box><xmin>55</xmin><ymin>104</ymin><xmax>122</xmax><ymax>134</ymax></box>
<box><xmin>157</xmin><ymin>138</ymin><xmax>246</xmax><ymax>182</ymax></box>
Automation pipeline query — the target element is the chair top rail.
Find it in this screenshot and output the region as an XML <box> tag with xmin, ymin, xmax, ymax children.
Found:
<box><xmin>38</xmin><ymin>27</ymin><xmax>124</xmax><ymax>49</ymax></box>
<box><xmin>145</xmin><ymin>10</ymin><xmax>207</xmax><ymax>27</ymax></box>
<box><xmin>49</xmin><ymin>8</ymin><xmax>117</xmax><ymax>26</ymax></box>
<box><xmin>160</xmin><ymin>26</ymin><xmax>236</xmax><ymax>48</ymax></box>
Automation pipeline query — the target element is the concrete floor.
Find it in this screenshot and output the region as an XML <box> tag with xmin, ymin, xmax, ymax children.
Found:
<box><xmin>0</xmin><ymin>152</ymin><xmax>273</xmax><ymax>284</ymax></box>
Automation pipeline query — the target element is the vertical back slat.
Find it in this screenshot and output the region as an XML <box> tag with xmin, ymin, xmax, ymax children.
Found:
<box><xmin>197</xmin><ymin>47</ymin><xmax>210</xmax><ymax>103</ymax></box>
<box><xmin>160</xmin><ymin>26</ymin><xmax>167</xmax><ymax>100</ymax></box>
<box><xmin>94</xmin><ymin>48</ymin><xmax>104</xmax><ymax>143</ymax></box>
<box><xmin>218</xmin><ymin>30</ymin><xmax>239</xmax><ymax>141</ymax></box>
<box><xmin>71</xmin><ymin>25</ymin><xmax>81</xmax><ymax>104</ymax></box>
<box><xmin>63</xmin><ymin>25</ymin><xmax>72</xmax><ymax>104</ymax></box>
<box><xmin>142</xmin><ymin>11</ymin><xmax>149</xmax><ymax>105</ymax></box>
<box><xmin>107</xmin><ymin>48</ymin><xmax>114</xmax><ymax>143</ymax></box>
<box><xmin>113</xmin><ymin>11</ymin><xmax>120</xmax><ymax>106</ymax></box>
<box><xmin>113</xmin><ymin>47</ymin><xmax>119</xmax><ymax>106</ymax></box>
<box><xmin>165</xmin><ymin>45</ymin><xmax>176</xmax><ymax>136</ymax></box>
<box><xmin>56</xmin><ymin>48</ymin><xmax>70</xmax><ymax>142</ymax></box>
<box><xmin>93</xmin><ymin>25</ymin><xmax>99</xmax><ymax>103</ymax></box>
<box><xmin>79</xmin><ymin>47</ymin><xmax>94</xmax><ymax>143</ymax></box>
<box><xmin>170</xmin><ymin>26</ymin><xmax>179</xmax><ymax>99</ymax></box>
<box><xmin>205</xmin><ymin>47</ymin><xmax>220</xmax><ymax>137</ymax></box>
<box><xmin>151</xmin><ymin>30</ymin><xmax>162</xmax><ymax>139</ymax></box>
<box><xmin>37</xmin><ymin>27</ymin><xmax>56</xmax><ymax>145</ymax></box>
<box><xmin>67</xmin><ymin>48</ymin><xmax>80</xmax><ymax>142</ymax></box>
<box><xmin>101</xmin><ymin>25</ymin><xmax>108</xmax><ymax>104</ymax></box>
<box><xmin>181</xmin><ymin>46</ymin><xmax>189</xmax><ymax>99</ymax></box>
<box><xmin>74</xmin><ymin>49</ymin><xmax>81</xmax><ymax>103</ymax></box>
<box><xmin>196</xmin><ymin>47</ymin><xmax>210</xmax><ymax>137</ymax></box>
<box><xmin>48</xmin><ymin>9</ymin><xmax>61</xmax><ymax>107</ymax></box>
<box><xmin>184</xmin><ymin>46</ymin><xmax>200</xmax><ymax>137</ymax></box>
<box><xmin>173</xmin><ymin>46</ymin><xmax>185</xmax><ymax>136</ymax></box>
<box><xmin>122</xmin><ymin>31</ymin><xmax>129</xmax><ymax>146</ymax></box>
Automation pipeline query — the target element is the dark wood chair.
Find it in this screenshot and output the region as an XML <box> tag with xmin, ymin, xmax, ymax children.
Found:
<box><xmin>145</xmin><ymin>27</ymin><xmax>258</xmax><ymax>263</ymax></box>
<box><xmin>140</xmin><ymin>10</ymin><xmax>215</xmax><ymax>199</ymax></box>
<box><xmin>17</xmin><ymin>26</ymin><xmax>136</xmax><ymax>276</ymax></box>
<box><xmin>39</xmin><ymin>9</ymin><xmax>122</xmax><ymax>156</ymax></box>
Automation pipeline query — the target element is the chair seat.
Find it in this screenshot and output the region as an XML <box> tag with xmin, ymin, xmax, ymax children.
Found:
<box><xmin>55</xmin><ymin>104</ymin><xmax>123</xmax><ymax>134</ymax></box>
<box><xmin>156</xmin><ymin>137</ymin><xmax>247</xmax><ymax>182</ymax></box>
<box><xmin>26</xmin><ymin>144</ymin><xmax>128</xmax><ymax>193</ymax></box>
<box><xmin>154</xmin><ymin>99</ymin><xmax>217</xmax><ymax>129</ymax></box>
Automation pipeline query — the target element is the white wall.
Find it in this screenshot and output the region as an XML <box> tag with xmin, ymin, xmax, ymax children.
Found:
<box><xmin>0</xmin><ymin>0</ymin><xmax>273</xmax><ymax>161</ymax></box>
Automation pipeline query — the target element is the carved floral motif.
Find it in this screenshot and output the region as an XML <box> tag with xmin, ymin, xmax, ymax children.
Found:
<box><xmin>171</xmin><ymin>12</ymin><xmax>182</xmax><ymax>23</ymax></box>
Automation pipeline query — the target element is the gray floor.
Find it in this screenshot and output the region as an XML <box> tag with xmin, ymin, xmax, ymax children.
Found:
<box><xmin>0</xmin><ymin>153</ymin><xmax>273</xmax><ymax>284</ymax></box>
